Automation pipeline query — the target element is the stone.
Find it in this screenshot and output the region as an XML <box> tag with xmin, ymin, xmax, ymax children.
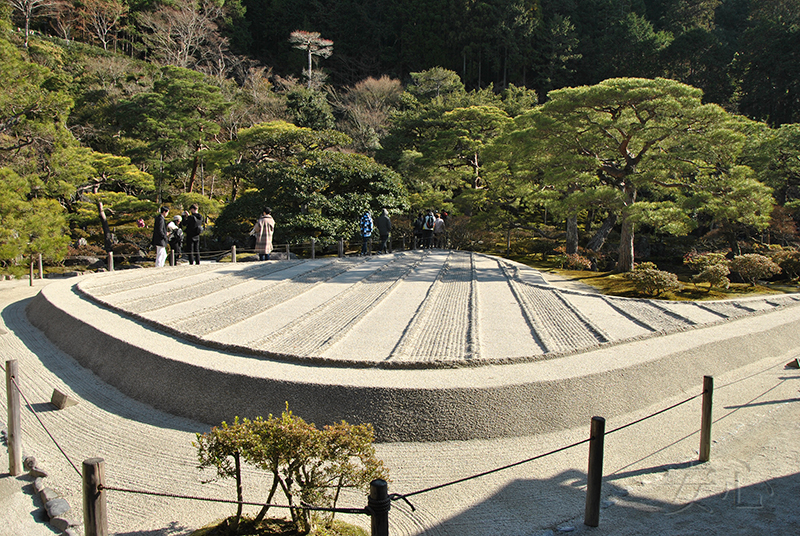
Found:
<box><xmin>45</xmin><ymin>498</ymin><xmax>70</xmax><ymax>518</ymax></box>
<box><xmin>30</xmin><ymin>465</ymin><xmax>48</xmax><ymax>478</ymax></box>
<box><xmin>41</xmin><ymin>488</ymin><xmax>60</xmax><ymax>503</ymax></box>
<box><xmin>786</xmin><ymin>358</ymin><xmax>800</xmax><ymax>369</ymax></box>
<box><xmin>50</xmin><ymin>516</ymin><xmax>77</xmax><ymax>531</ymax></box>
<box><xmin>556</xmin><ymin>526</ymin><xmax>575</xmax><ymax>533</ymax></box>
<box><xmin>23</xmin><ymin>456</ymin><xmax>36</xmax><ymax>470</ymax></box>
<box><xmin>63</xmin><ymin>528</ymin><xmax>80</xmax><ymax>536</ymax></box>
<box><xmin>601</xmin><ymin>499</ymin><xmax>615</xmax><ymax>508</ymax></box>
<box><xmin>51</xmin><ymin>388</ymin><xmax>79</xmax><ymax>409</ymax></box>
<box><xmin>34</xmin><ymin>477</ymin><xmax>45</xmax><ymax>492</ymax></box>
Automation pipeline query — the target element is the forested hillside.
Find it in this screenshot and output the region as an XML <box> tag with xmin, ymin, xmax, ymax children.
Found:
<box><xmin>1</xmin><ymin>0</ymin><xmax>799</xmax><ymax>281</ymax></box>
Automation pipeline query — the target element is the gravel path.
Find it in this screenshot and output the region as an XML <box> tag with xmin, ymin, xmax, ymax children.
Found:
<box><xmin>2</xmin><ymin>278</ymin><xmax>799</xmax><ymax>536</ymax></box>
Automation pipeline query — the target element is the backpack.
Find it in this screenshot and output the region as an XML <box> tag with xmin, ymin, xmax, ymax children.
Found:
<box><xmin>423</xmin><ymin>214</ymin><xmax>435</xmax><ymax>230</ymax></box>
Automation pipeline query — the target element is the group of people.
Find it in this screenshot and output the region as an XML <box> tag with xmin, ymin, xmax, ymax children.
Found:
<box><xmin>151</xmin><ymin>204</ymin><xmax>203</xmax><ymax>267</ymax></box>
<box><xmin>359</xmin><ymin>209</ymin><xmax>392</xmax><ymax>255</ymax></box>
<box><xmin>414</xmin><ymin>210</ymin><xmax>447</xmax><ymax>249</ymax></box>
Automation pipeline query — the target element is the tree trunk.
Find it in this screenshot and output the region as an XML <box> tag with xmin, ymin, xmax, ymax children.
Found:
<box><xmin>96</xmin><ymin>201</ymin><xmax>113</xmax><ymax>252</ymax></box>
<box><xmin>565</xmin><ymin>215</ymin><xmax>578</xmax><ymax>254</ymax></box>
<box><xmin>616</xmin><ymin>216</ymin><xmax>635</xmax><ymax>272</ymax></box>
<box><xmin>586</xmin><ymin>213</ymin><xmax>618</xmax><ymax>252</ymax></box>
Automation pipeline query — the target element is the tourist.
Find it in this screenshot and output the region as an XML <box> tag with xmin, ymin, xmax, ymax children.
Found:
<box><xmin>422</xmin><ymin>210</ymin><xmax>435</xmax><ymax>249</ymax></box>
<box><xmin>413</xmin><ymin>212</ymin><xmax>424</xmax><ymax>249</ymax></box>
<box><xmin>167</xmin><ymin>215</ymin><xmax>183</xmax><ymax>265</ymax></box>
<box><xmin>433</xmin><ymin>212</ymin><xmax>446</xmax><ymax>248</ymax></box>
<box><xmin>151</xmin><ymin>206</ymin><xmax>169</xmax><ymax>268</ymax></box>
<box><xmin>184</xmin><ymin>204</ymin><xmax>203</xmax><ymax>265</ymax></box>
<box><xmin>251</xmin><ymin>207</ymin><xmax>275</xmax><ymax>261</ymax></box>
<box><xmin>376</xmin><ymin>208</ymin><xmax>392</xmax><ymax>254</ymax></box>
<box><xmin>360</xmin><ymin>210</ymin><xmax>373</xmax><ymax>255</ymax></box>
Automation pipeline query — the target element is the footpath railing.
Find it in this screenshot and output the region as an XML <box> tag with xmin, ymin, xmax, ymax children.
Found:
<box><xmin>21</xmin><ymin>236</ymin><xmax>430</xmax><ymax>284</ymax></box>
<box><xmin>4</xmin><ymin>355</ymin><xmax>723</xmax><ymax>536</ymax></box>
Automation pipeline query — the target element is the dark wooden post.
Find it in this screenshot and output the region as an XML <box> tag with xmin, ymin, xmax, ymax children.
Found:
<box><xmin>699</xmin><ymin>375</ymin><xmax>714</xmax><ymax>462</ymax></box>
<box><xmin>286</xmin><ymin>243</ymin><xmax>290</xmax><ymax>257</ymax></box>
<box><xmin>368</xmin><ymin>479</ymin><xmax>390</xmax><ymax>536</ymax></box>
<box><xmin>339</xmin><ymin>239</ymin><xmax>344</xmax><ymax>258</ymax></box>
<box><xmin>83</xmin><ymin>458</ymin><xmax>108</xmax><ymax>536</ymax></box>
<box><xmin>38</xmin><ymin>253</ymin><xmax>43</xmax><ymax>279</ymax></box>
<box><xmin>311</xmin><ymin>238</ymin><xmax>316</xmax><ymax>259</ymax></box>
<box><xmin>231</xmin><ymin>245</ymin><xmax>237</xmax><ymax>263</ymax></box>
<box><xmin>6</xmin><ymin>360</ymin><xmax>22</xmax><ymax>476</ymax></box>
<box><xmin>584</xmin><ymin>416</ymin><xmax>606</xmax><ymax>527</ymax></box>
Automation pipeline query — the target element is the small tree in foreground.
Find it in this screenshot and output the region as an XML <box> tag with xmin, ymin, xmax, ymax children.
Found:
<box><xmin>195</xmin><ymin>407</ymin><xmax>387</xmax><ymax>535</ymax></box>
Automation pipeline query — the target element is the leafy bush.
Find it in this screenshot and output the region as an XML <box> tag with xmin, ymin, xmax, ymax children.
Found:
<box><xmin>195</xmin><ymin>407</ymin><xmax>387</xmax><ymax>535</ymax></box>
<box><xmin>771</xmin><ymin>249</ymin><xmax>800</xmax><ymax>280</ymax></box>
<box><xmin>557</xmin><ymin>253</ymin><xmax>592</xmax><ymax>270</ymax></box>
<box><xmin>729</xmin><ymin>254</ymin><xmax>781</xmax><ymax>285</ymax></box>
<box><xmin>692</xmin><ymin>263</ymin><xmax>731</xmax><ymax>290</ymax></box>
<box><xmin>683</xmin><ymin>251</ymin><xmax>728</xmax><ymax>272</ymax></box>
<box><xmin>624</xmin><ymin>262</ymin><xmax>683</xmax><ymax>296</ymax></box>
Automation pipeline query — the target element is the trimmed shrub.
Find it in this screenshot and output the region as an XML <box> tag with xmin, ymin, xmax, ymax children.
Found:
<box><xmin>729</xmin><ymin>254</ymin><xmax>781</xmax><ymax>285</ymax></box>
<box><xmin>683</xmin><ymin>251</ymin><xmax>728</xmax><ymax>272</ymax></box>
<box><xmin>771</xmin><ymin>249</ymin><xmax>800</xmax><ymax>280</ymax></box>
<box><xmin>692</xmin><ymin>263</ymin><xmax>731</xmax><ymax>290</ymax></box>
<box><xmin>560</xmin><ymin>253</ymin><xmax>592</xmax><ymax>270</ymax></box>
<box><xmin>624</xmin><ymin>262</ymin><xmax>683</xmax><ymax>296</ymax></box>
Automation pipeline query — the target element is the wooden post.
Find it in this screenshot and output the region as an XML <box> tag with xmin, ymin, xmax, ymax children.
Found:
<box><xmin>584</xmin><ymin>416</ymin><xmax>606</xmax><ymax>527</ymax></box>
<box><xmin>29</xmin><ymin>257</ymin><xmax>34</xmax><ymax>286</ymax></box>
<box><xmin>368</xmin><ymin>479</ymin><xmax>390</xmax><ymax>536</ymax></box>
<box><xmin>108</xmin><ymin>252</ymin><xmax>114</xmax><ymax>271</ymax></box>
<box><xmin>699</xmin><ymin>375</ymin><xmax>713</xmax><ymax>462</ymax></box>
<box><xmin>231</xmin><ymin>245</ymin><xmax>237</xmax><ymax>263</ymax></box>
<box><xmin>339</xmin><ymin>239</ymin><xmax>344</xmax><ymax>258</ymax></box>
<box><xmin>83</xmin><ymin>458</ymin><xmax>108</xmax><ymax>536</ymax></box>
<box><xmin>38</xmin><ymin>253</ymin><xmax>43</xmax><ymax>279</ymax></box>
<box><xmin>311</xmin><ymin>238</ymin><xmax>316</xmax><ymax>259</ymax></box>
<box><xmin>6</xmin><ymin>360</ymin><xmax>22</xmax><ymax>476</ymax></box>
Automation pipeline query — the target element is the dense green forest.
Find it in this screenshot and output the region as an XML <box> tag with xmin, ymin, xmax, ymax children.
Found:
<box><xmin>1</xmin><ymin>0</ymin><xmax>799</xmax><ymax>279</ymax></box>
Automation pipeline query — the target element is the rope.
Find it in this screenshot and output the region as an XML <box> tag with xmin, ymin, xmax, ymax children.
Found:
<box><xmin>3</xmin><ymin>368</ymin><xmax>83</xmax><ymax>478</ymax></box>
<box><xmin>605</xmin><ymin>390</ymin><xmax>706</xmax><ymax>436</ymax></box>
<box><xmin>393</xmin><ymin>389</ymin><xmax>707</xmax><ymax>508</ymax></box>
<box><xmin>99</xmin><ymin>485</ymin><xmax>368</xmax><ymax>515</ymax></box>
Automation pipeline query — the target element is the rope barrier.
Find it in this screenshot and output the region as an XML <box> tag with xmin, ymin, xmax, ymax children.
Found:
<box><xmin>98</xmin><ymin>484</ymin><xmax>368</xmax><ymax>515</ymax></box>
<box><xmin>0</xmin><ymin>364</ymin><xmax>83</xmax><ymax>478</ymax></box>
<box><xmin>605</xmin><ymin>390</ymin><xmax>706</xmax><ymax>436</ymax></box>
<box><xmin>391</xmin><ymin>389</ymin><xmax>707</xmax><ymax>509</ymax></box>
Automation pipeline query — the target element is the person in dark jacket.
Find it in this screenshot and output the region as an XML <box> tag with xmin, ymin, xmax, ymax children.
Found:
<box><xmin>183</xmin><ymin>204</ymin><xmax>202</xmax><ymax>264</ymax></box>
<box><xmin>359</xmin><ymin>211</ymin><xmax>373</xmax><ymax>255</ymax></box>
<box><xmin>151</xmin><ymin>206</ymin><xmax>169</xmax><ymax>268</ymax></box>
<box><xmin>376</xmin><ymin>209</ymin><xmax>392</xmax><ymax>254</ymax></box>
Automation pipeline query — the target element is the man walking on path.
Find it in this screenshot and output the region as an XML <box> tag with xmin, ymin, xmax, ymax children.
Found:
<box><xmin>151</xmin><ymin>206</ymin><xmax>169</xmax><ymax>268</ymax></box>
<box><xmin>433</xmin><ymin>212</ymin><xmax>446</xmax><ymax>248</ymax></box>
<box><xmin>184</xmin><ymin>204</ymin><xmax>202</xmax><ymax>265</ymax></box>
<box><xmin>377</xmin><ymin>208</ymin><xmax>392</xmax><ymax>254</ymax></box>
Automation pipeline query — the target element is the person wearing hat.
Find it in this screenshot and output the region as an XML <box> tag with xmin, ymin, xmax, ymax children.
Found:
<box><xmin>167</xmin><ymin>214</ymin><xmax>183</xmax><ymax>265</ymax></box>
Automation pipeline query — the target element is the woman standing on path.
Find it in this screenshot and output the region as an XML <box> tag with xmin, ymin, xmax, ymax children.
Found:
<box><xmin>251</xmin><ymin>207</ymin><xmax>275</xmax><ymax>260</ymax></box>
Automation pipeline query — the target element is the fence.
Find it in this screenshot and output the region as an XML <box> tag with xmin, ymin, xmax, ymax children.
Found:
<box><xmin>4</xmin><ymin>356</ymin><xmax>719</xmax><ymax>536</ymax></box>
<box><xmin>22</xmin><ymin>235</ymin><xmax>432</xmax><ymax>284</ymax></box>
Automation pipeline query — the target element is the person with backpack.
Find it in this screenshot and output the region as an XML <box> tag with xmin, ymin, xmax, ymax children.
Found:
<box><xmin>167</xmin><ymin>215</ymin><xmax>183</xmax><ymax>265</ymax></box>
<box><xmin>359</xmin><ymin>210</ymin><xmax>373</xmax><ymax>255</ymax></box>
<box><xmin>376</xmin><ymin>208</ymin><xmax>392</xmax><ymax>254</ymax></box>
<box><xmin>422</xmin><ymin>210</ymin><xmax>435</xmax><ymax>249</ymax></box>
<box><xmin>183</xmin><ymin>204</ymin><xmax>203</xmax><ymax>265</ymax></box>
